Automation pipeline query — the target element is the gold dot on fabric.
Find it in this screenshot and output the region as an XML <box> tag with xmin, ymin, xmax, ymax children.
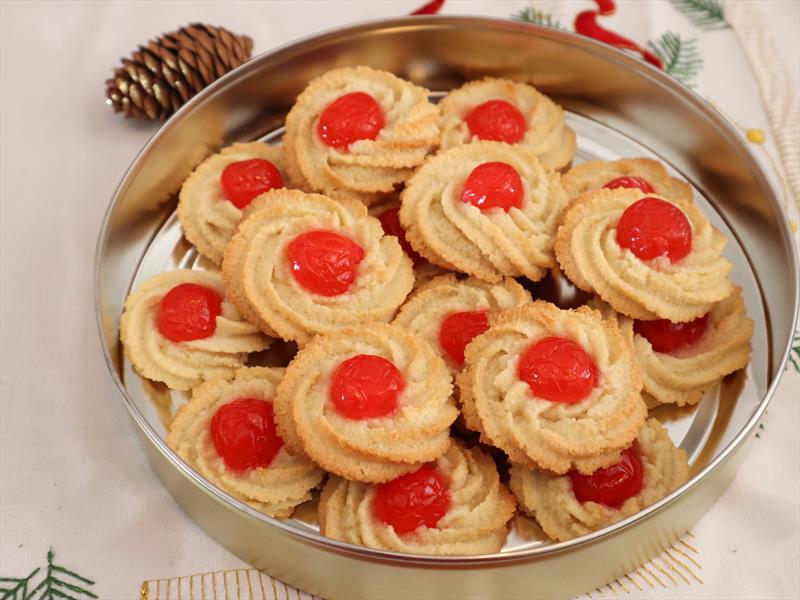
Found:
<box><xmin>746</xmin><ymin>128</ymin><xmax>766</xmax><ymax>144</ymax></box>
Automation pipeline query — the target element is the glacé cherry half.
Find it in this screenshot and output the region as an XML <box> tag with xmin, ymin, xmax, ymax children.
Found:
<box><xmin>438</xmin><ymin>310</ymin><xmax>490</xmax><ymax>366</ymax></box>
<box><xmin>465</xmin><ymin>99</ymin><xmax>527</xmax><ymax>144</ymax></box>
<box><xmin>377</xmin><ymin>207</ymin><xmax>424</xmax><ymax>265</ymax></box>
<box><xmin>287</xmin><ymin>230</ymin><xmax>365</xmax><ymax>297</ymax></box>
<box><xmin>517</xmin><ymin>336</ymin><xmax>600</xmax><ymax>404</ymax></box>
<box><xmin>210</xmin><ymin>398</ymin><xmax>284</xmax><ymax>472</ymax></box>
<box><xmin>461</xmin><ymin>162</ymin><xmax>523</xmax><ymax>213</ymax></box>
<box><xmin>603</xmin><ymin>175</ymin><xmax>654</xmax><ymax>194</ymax></box>
<box><xmin>634</xmin><ymin>314</ymin><xmax>709</xmax><ymax>353</ymax></box>
<box><xmin>374</xmin><ymin>465</ymin><xmax>451</xmax><ymax>534</ymax></box>
<box><xmin>317</xmin><ymin>91</ymin><xmax>385</xmax><ymax>150</ymax></box>
<box><xmin>329</xmin><ymin>354</ymin><xmax>405</xmax><ymax>420</ymax></box>
<box><xmin>157</xmin><ymin>283</ymin><xmax>222</xmax><ymax>342</ymax></box>
<box><xmin>569</xmin><ymin>444</ymin><xmax>644</xmax><ymax>508</ymax></box>
<box><xmin>616</xmin><ymin>197</ymin><xmax>692</xmax><ymax>263</ymax></box>
<box><xmin>220</xmin><ymin>158</ymin><xmax>284</xmax><ymax>209</ymax></box>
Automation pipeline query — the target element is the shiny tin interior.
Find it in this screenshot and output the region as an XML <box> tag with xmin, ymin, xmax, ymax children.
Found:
<box><xmin>95</xmin><ymin>17</ymin><xmax>799</xmax><ymax>599</ymax></box>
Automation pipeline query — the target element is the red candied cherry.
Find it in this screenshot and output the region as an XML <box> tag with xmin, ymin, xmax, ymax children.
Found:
<box><xmin>518</xmin><ymin>336</ymin><xmax>600</xmax><ymax>403</ymax></box>
<box><xmin>438</xmin><ymin>310</ymin><xmax>490</xmax><ymax>366</ymax></box>
<box><xmin>603</xmin><ymin>176</ymin><xmax>655</xmax><ymax>194</ymax></box>
<box><xmin>634</xmin><ymin>314</ymin><xmax>709</xmax><ymax>353</ymax></box>
<box><xmin>374</xmin><ymin>465</ymin><xmax>451</xmax><ymax>534</ymax></box>
<box><xmin>465</xmin><ymin>99</ymin><xmax>527</xmax><ymax>143</ymax></box>
<box><xmin>616</xmin><ymin>197</ymin><xmax>692</xmax><ymax>263</ymax></box>
<box><xmin>287</xmin><ymin>230</ymin><xmax>365</xmax><ymax>297</ymax></box>
<box><xmin>220</xmin><ymin>158</ymin><xmax>284</xmax><ymax>209</ymax></box>
<box><xmin>569</xmin><ymin>445</ymin><xmax>644</xmax><ymax>508</ymax></box>
<box><xmin>461</xmin><ymin>162</ymin><xmax>523</xmax><ymax>212</ymax></box>
<box><xmin>317</xmin><ymin>91</ymin><xmax>385</xmax><ymax>150</ymax></box>
<box><xmin>377</xmin><ymin>207</ymin><xmax>424</xmax><ymax>265</ymax></box>
<box><xmin>330</xmin><ymin>354</ymin><xmax>405</xmax><ymax>420</ymax></box>
<box><xmin>157</xmin><ymin>283</ymin><xmax>222</xmax><ymax>342</ymax></box>
<box><xmin>210</xmin><ymin>398</ymin><xmax>284</xmax><ymax>472</ymax></box>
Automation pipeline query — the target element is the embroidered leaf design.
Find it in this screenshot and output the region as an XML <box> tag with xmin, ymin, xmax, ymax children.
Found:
<box><xmin>669</xmin><ymin>0</ymin><xmax>730</xmax><ymax>31</ymax></box>
<box><xmin>1</xmin><ymin>549</ymin><xmax>97</xmax><ymax>600</ymax></box>
<box><xmin>647</xmin><ymin>32</ymin><xmax>703</xmax><ymax>86</ymax></box>
<box><xmin>513</xmin><ymin>7</ymin><xmax>566</xmax><ymax>30</ymax></box>
<box><xmin>1</xmin><ymin>569</ymin><xmax>39</xmax><ymax>600</ymax></box>
<box><xmin>788</xmin><ymin>330</ymin><xmax>800</xmax><ymax>372</ymax></box>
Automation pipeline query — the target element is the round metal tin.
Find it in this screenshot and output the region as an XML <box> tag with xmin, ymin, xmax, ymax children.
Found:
<box><xmin>95</xmin><ymin>16</ymin><xmax>799</xmax><ymax>600</ymax></box>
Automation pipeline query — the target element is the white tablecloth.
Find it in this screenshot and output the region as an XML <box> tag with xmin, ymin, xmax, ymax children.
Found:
<box><xmin>1</xmin><ymin>1</ymin><xmax>798</xmax><ymax>599</ymax></box>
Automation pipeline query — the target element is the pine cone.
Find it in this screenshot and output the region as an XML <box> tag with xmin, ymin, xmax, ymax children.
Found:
<box><xmin>105</xmin><ymin>23</ymin><xmax>254</xmax><ymax>121</ymax></box>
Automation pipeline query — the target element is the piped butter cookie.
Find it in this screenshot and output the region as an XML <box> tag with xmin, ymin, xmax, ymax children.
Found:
<box><xmin>595</xmin><ymin>289</ymin><xmax>753</xmax><ymax>408</ymax></box>
<box><xmin>274</xmin><ymin>323</ymin><xmax>458</xmax><ymax>483</ymax></box>
<box><xmin>438</xmin><ymin>77</ymin><xmax>576</xmax><ymax>170</ymax></box>
<box><xmin>457</xmin><ymin>301</ymin><xmax>647</xmax><ymax>475</ymax></box>
<box><xmin>555</xmin><ymin>188</ymin><xmax>734</xmax><ymax>322</ymax></box>
<box><xmin>319</xmin><ymin>440</ymin><xmax>516</xmax><ymax>555</ymax></box>
<box><xmin>120</xmin><ymin>270</ymin><xmax>271</xmax><ymax>391</ymax></box>
<box><xmin>393</xmin><ymin>274</ymin><xmax>531</xmax><ymax>373</ymax></box>
<box><xmin>283</xmin><ymin>66</ymin><xmax>439</xmax><ymax>205</ymax></box>
<box><xmin>177</xmin><ymin>142</ymin><xmax>286</xmax><ymax>264</ymax></box>
<box><xmin>561</xmin><ymin>158</ymin><xmax>693</xmax><ymax>202</ymax></box>
<box><xmin>399</xmin><ymin>141</ymin><xmax>569</xmax><ymax>283</ymax></box>
<box><xmin>510</xmin><ymin>418</ymin><xmax>689</xmax><ymax>541</ymax></box>
<box><xmin>167</xmin><ymin>367</ymin><xmax>324</xmax><ymax>517</ymax></box>
<box><xmin>221</xmin><ymin>189</ymin><xmax>414</xmax><ymax>345</ymax></box>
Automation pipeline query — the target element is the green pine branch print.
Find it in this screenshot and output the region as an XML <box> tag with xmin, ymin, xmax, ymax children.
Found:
<box><xmin>513</xmin><ymin>7</ymin><xmax>566</xmax><ymax>30</ymax></box>
<box><xmin>1</xmin><ymin>549</ymin><xmax>96</xmax><ymax>600</ymax></box>
<box><xmin>669</xmin><ymin>0</ymin><xmax>730</xmax><ymax>31</ymax></box>
<box><xmin>788</xmin><ymin>330</ymin><xmax>800</xmax><ymax>372</ymax></box>
<box><xmin>1</xmin><ymin>569</ymin><xmax>40</xmax><ymax>600</ymax></box>
<box><xmin>648</xmin><ymin>32</ymin><xmax>703</xmax><ymax>86</ymax></box>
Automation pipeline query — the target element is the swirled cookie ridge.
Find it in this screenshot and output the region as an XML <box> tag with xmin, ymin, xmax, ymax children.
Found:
<box><xmin>120</xmin><ymin>269</ymin><xmax>270</xmax><ymax>391</ymax></box>
<box><xmin>510</xmin><ymin>418</ymin><xmax>689</xmax><ymax>541</ymax></box>
<box><xmin>284</xmin><ymin>66</ymin><xmax>439</xmax><ymax>205</ymax></box>
<box><xmin>594</xmin><ymin>289</ymin><xmax>753</xmax><ymax>407</ymax></box>
<box><xmin>438</xmin><ymin>77</ymin><xmax>576</xmax><ymax>170</ymax></box>
<box><xmin>177</xmin><ymin>142</ymin><xmax>286</xmax><ymax>264</ymax></box>
<box><xmin>167</xmin><ymin>367</ymin><xmax>324</xmax><ymax>517</ymax></box>
<box><xmin>458</xmin><ymin>301</ymin><xmax>647</xmax><ymax>474</ymax></box>
<box><xmin>400</xmin><ymin>141</ymin><xmax>569</xmax><ymax>283</ymax></box>
<box><xmin>274</xmin><ymin>322</ymin><xmax>457</xmax><ymax>483</ymax></box>
<box><xmin>319</xmin><ymin>441</ymin><xmax>516</xmax><ymax>555</ymax></box>
<box><xmin>222</xmin><ymin>189</ymin><xmax>414</xmax><ymax>344</ymax></box>
<box><xmin>561</xmin><ymin>157</ymin><xmax>693</xmax><ymax>202</ymax></box>
<box><xmin>555</xmin><ymin>188</ymin><xmax>734</xmax><ymax>322</ymax></box>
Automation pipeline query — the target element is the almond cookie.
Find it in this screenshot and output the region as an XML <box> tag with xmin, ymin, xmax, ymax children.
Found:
<box><xmin>561</xmin><ymin>158</ymin><xmax>693</xmax><ymax>202</ymax></box>
<box><xmin>393</xmin><ymin>274</ymin><xmax>531</xmax><ymax>373</ymax></box>
<box><xmin>120</xmin><ymin>270</ymin><xmax>271</xmax><ymax>391</ymax></box>
<box><xmin>438</xmin><ymin>77</ymin><xmax>576</xmax><ymax>170</ymax></box>
<box><xmin>221</xmin><ymin>189</ymin><xmax>414</xmax><ymax>345</ymax></box>
<box><xmin>399</xmin><ymin>141</ymin><xmax>569</xmax><ymax>283</ymax></box>
<box><xmin>319</xmin><ymin>441</ymin><xmax>516</xmax><ymax>555</ymax></box>
<box><xmin>283</xmin><ymin>66</ymin><xmax>439</xmax><ymax>206</ymax></box>
<box><xmin>274</xmin><ymin>323</ymin><xmax>458</xmax><ymax>483</ymax></box>
<box><xmin>595</xmin><ymin>289</ymin><xmax>753</xmax><ymax>408</ymax></box>
<box><xmin>458</xmin><ymin>301</ymin><xmax>647</xmax><ymax>475</ymax></box>
<box><xmin>176</xmin><ymin>142</ymin><xmax>286</xmax><ymax>264</ymax></box>
<box><xmin>510</xmin><ymin>418</ymin><xmax>689</xmax><ymax>541</ymax></box>
<box><xmin>555</xmin><ymin>188</ymin><xmax>734</xmax><ymax>322</ymax></box>
<box><xmin>167</xmin><ymin>367</ymin><xmax>324</xmax><ymax>517</ymax></box>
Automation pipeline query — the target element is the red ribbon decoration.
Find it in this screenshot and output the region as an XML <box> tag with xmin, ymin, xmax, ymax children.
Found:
<box><xmin>408</xmin><ymin>0</ymin><xmax>662</xmax><ymax>70</ymax></box>
<box><xmin>411</xmin><ymin>0</ymin><xmax>445</xmax><ymax>15</ymax></box>
<box><xmin>574</xmin><ymin>0</ymin><xmax>664</xmax><ymax>69</ymax></box>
